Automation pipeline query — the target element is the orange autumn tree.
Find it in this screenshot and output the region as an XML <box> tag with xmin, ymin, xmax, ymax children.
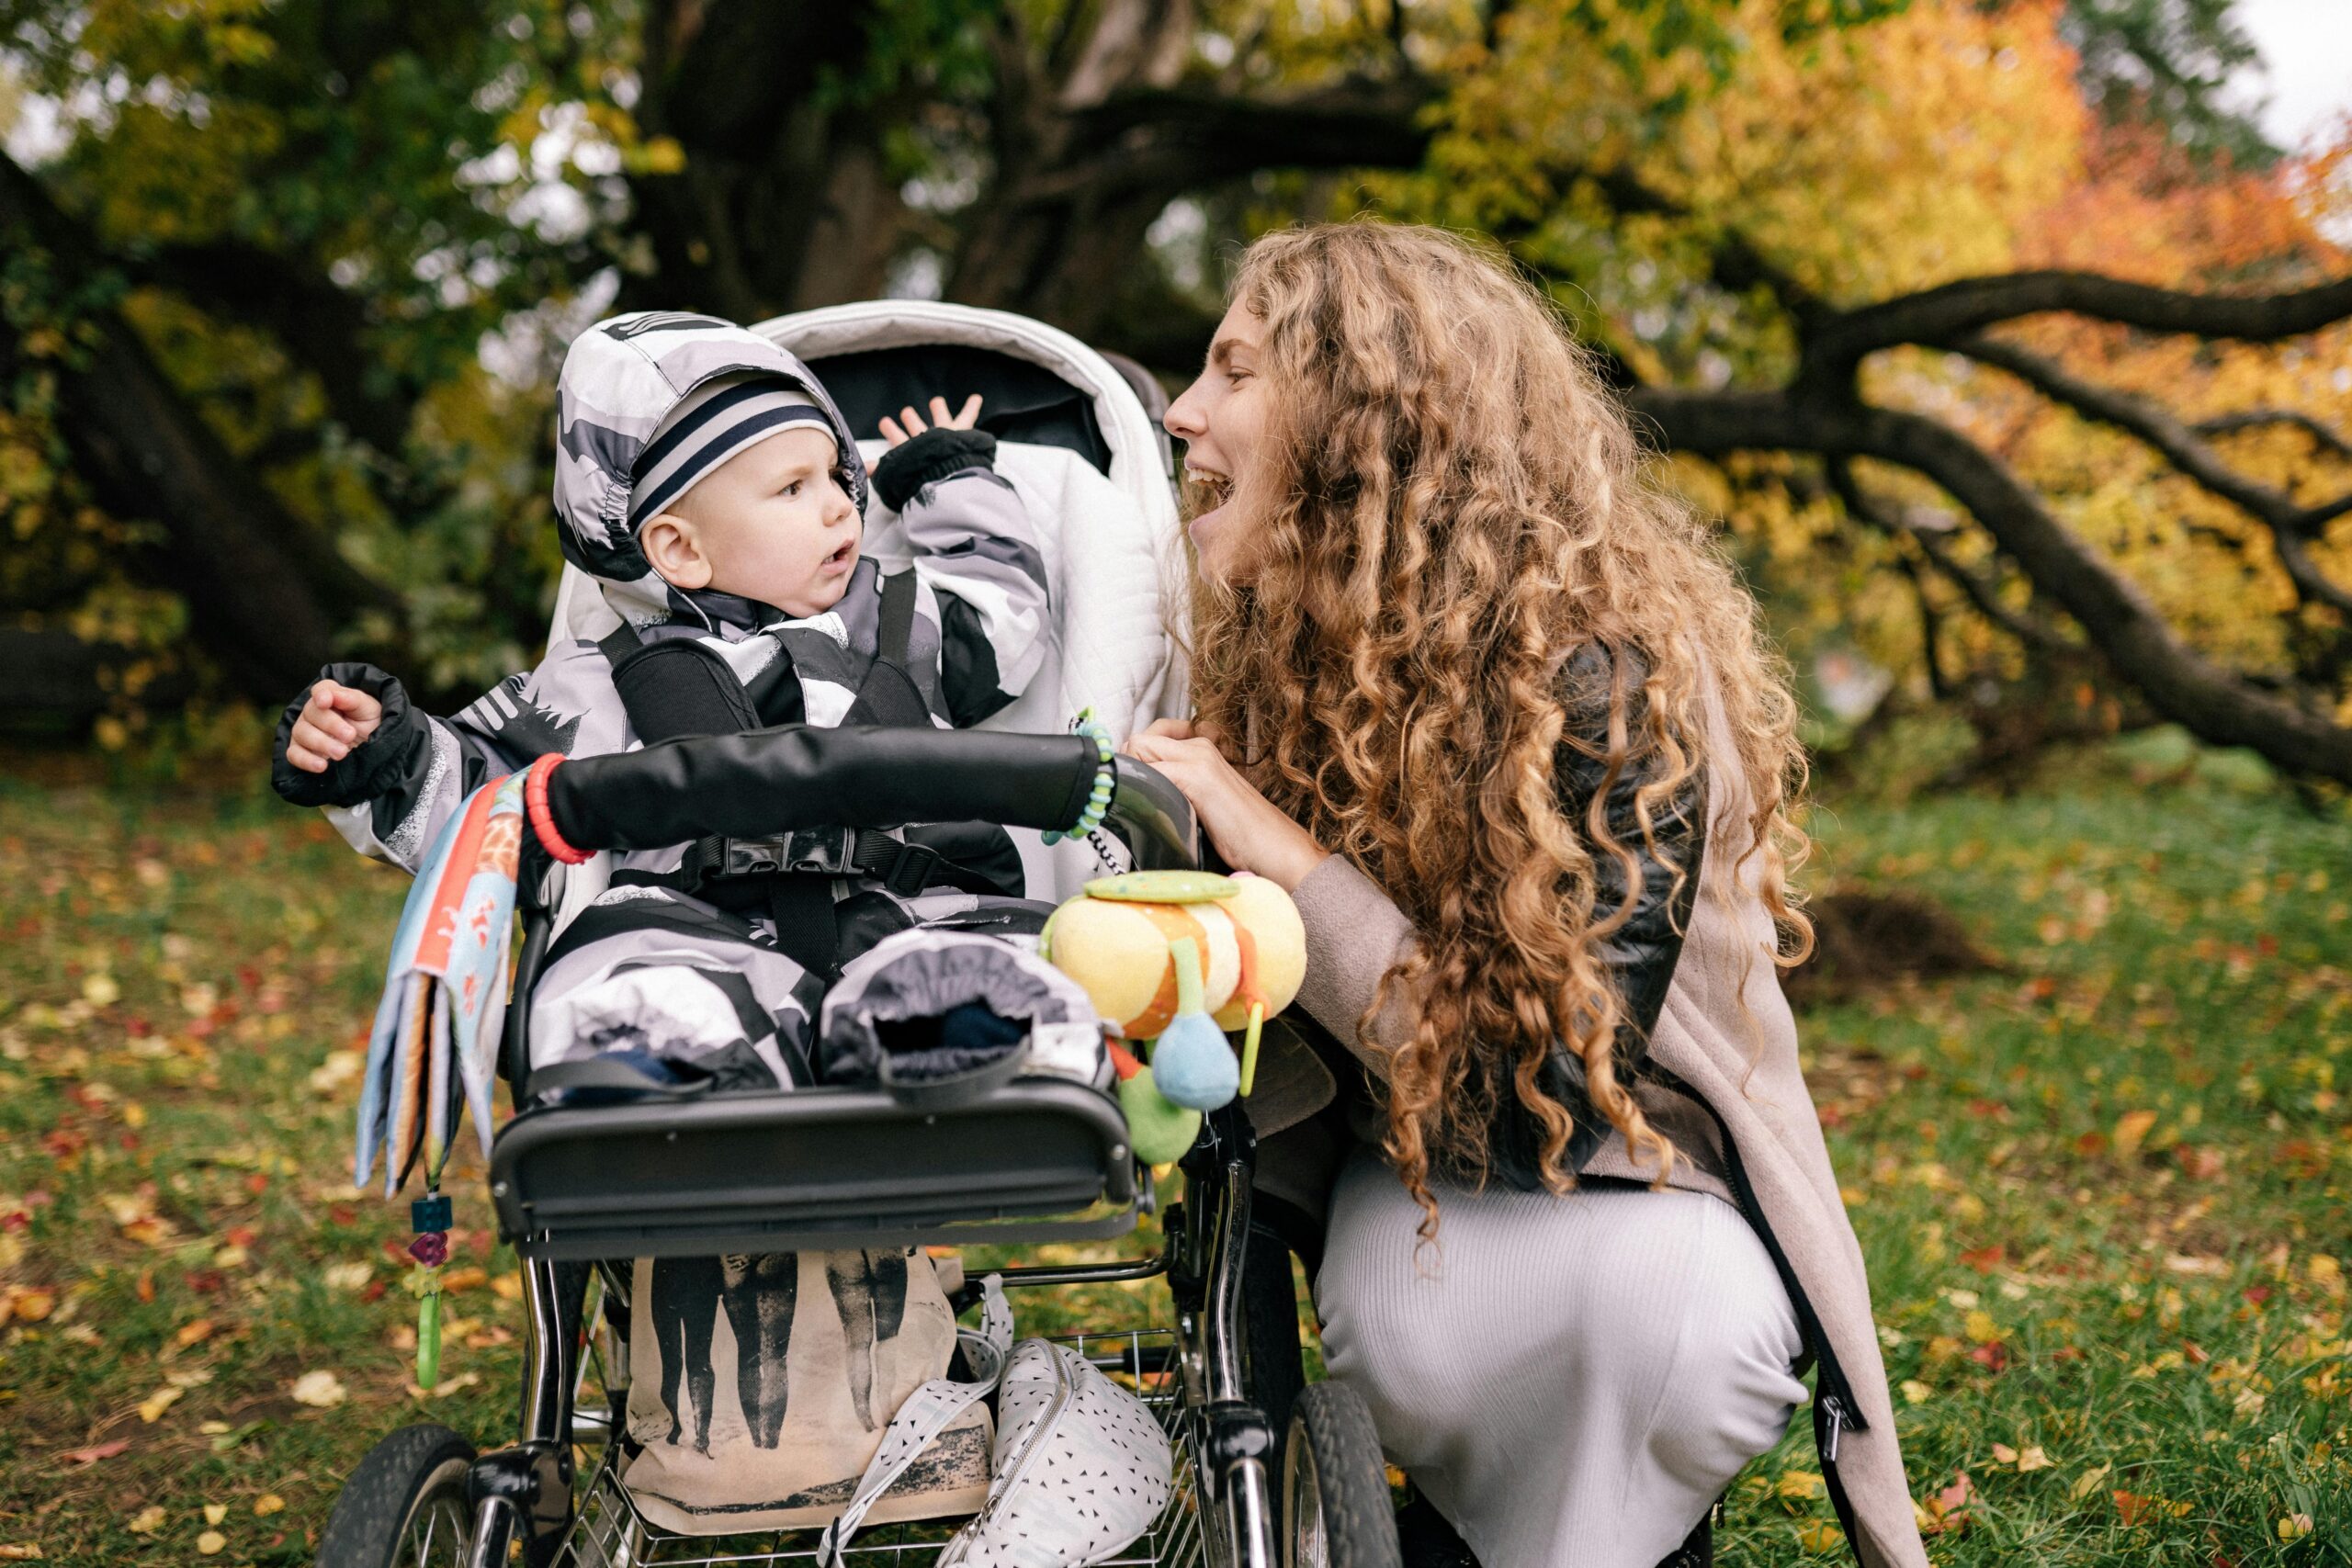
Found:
<box><xmin>1376</xmin><ymin>0</ymin><xmax>2352</xmax><ymax>778</ymax></box>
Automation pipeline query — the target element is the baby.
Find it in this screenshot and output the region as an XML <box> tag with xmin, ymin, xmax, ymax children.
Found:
<box><xmin>275</xmin><ymin>310</ymin><xmax>1054</xmax><ymax>1091</ymax></box>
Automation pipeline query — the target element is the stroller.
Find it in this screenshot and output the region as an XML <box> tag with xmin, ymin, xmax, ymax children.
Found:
<box><xmin>313</xmin><ymin>303</ymin><xmax>1402</xmax><ymax>1568</ymax></box>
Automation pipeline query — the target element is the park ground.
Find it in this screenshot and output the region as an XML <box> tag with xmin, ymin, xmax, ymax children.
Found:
<box><xmin>0</xmin><ymin>731</ymin><xmax>2346</xmax><ymax>1565</ymax></box>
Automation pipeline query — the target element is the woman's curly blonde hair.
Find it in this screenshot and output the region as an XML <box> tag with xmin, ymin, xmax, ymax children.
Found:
<box><xmin>1187</xmin><ymin>220</ymin><xmax>1810</xmax><ymax>1232</ymax></box>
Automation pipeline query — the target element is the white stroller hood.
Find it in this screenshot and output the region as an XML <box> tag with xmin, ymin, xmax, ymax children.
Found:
<box><xmin>543</xmin><ymin>300</ymin><xmax>1190</xmax><ymax>922</ymax></box>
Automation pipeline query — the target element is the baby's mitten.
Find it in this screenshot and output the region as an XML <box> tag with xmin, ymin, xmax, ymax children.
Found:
<box><xmin>871</xmin><ymin>427</ymin><xmax>998</xmax><ymax>513</ymax></box>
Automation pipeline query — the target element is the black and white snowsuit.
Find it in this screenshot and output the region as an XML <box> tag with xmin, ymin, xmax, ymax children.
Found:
<box><xmin>274</xmin><ymin>311</ymin><xmax>1054</xmax><ymax>1090</ymax></box>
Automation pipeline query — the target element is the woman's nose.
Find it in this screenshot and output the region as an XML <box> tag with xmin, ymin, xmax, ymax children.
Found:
<box><xmin>1164</xmin><ymin>381</ymin><xmax>1207</xmax><ymax>442</ymax></box>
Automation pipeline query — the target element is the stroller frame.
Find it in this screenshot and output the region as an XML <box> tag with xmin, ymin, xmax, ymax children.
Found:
<box><xmin>317</xmin><ymin>303</ymin><xmax>1400</xmax><ymax>1568</ymax></box>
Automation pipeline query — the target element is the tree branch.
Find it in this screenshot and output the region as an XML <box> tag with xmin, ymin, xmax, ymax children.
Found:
<box><xmin>2195</xmin><ymin>409</ymin><xmax>2352</xmax><ymax>462</ymax></box>
<box><xmin>1952</xmin><ymin>332</ymin><xmax>2352</xmax><ymax>618</ymax></box>
<box><xmin>1629</xmin><ymin>385</ymin><xmax>2352</xmax><ymax>781</ymax></box>
<box><xmin>1806</xmin><ymin>269</ymin><xmax>2352</xmax><ymax>386</ymax></box>
<box><xmin>1048</xmin><ymin>74</ymin><xmax>1435</xmax><ymax>202</ymax></box>
<box><xmin>1824</xmin><ymin>459</ymin><xmax>2075</xmax><ymax>656</ymax></box>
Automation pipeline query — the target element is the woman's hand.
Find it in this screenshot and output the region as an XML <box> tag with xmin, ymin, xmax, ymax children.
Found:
<box><xmin>879</xmin><ymin>394</ymin><xmax>983</xmax><ymax>447</ymax></box>
<box><xmin>284</xmin><ymin>679</ymin><xmax>383</xmax><ymax>773</ymax></box>
<box><xmin>1122</xmin><ymin>719</ymin><xmax>1329</xmax><ymax>891</ymax></box>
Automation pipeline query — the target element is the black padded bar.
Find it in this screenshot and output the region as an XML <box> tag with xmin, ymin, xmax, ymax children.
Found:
<box><xmin>548</xmin><ymin>725</ymin><xmax>1099</xmax><ymax>852</ymax></box>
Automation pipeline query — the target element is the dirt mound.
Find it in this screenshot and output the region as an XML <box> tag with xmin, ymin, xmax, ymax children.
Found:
<box><xmin>1782</xmin><ymin>889</ymin><xmax>2000</xmax><ymax>1003</ymax></box>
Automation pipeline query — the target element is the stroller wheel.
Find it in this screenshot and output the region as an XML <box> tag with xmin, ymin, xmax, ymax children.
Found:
<box><xmin>1283</xmin><ymin>1383</ymin><xmax>1401</xmax><ymax>1568</ymax></box>
<box><xmin>314</xmin><ymin>1423</ymin><xmax>478</xmax><ymax>1568</ymax></box>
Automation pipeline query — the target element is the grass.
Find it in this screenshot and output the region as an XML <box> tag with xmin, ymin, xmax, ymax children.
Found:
<box><xmin>0</xmin><ymin>740</ymin><xmax>2346</xmax><ymax>1565</ymax></box>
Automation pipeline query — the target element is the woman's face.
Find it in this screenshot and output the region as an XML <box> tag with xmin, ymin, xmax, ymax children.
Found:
<box><xmin>1164</xmin><ymin>300</ymin><xmax>1270</xmax><ymax>584</ymax></box>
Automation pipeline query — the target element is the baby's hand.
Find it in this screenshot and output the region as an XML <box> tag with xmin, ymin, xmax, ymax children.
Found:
<box><xmin>285</xmin><ymin>679</ymin><xmax>384</xmax><ymax>773</ymax></box>
<box><xmin>879</xmin><ymin>394</ymin><xmax>983</xmax><ymax>448</ymax></box>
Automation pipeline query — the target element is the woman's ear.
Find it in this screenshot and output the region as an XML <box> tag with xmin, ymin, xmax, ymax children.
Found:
<box><xmin>639</xmin><ymin>513</ymin><xmax>711</xmax><ymax>590</ymax></box>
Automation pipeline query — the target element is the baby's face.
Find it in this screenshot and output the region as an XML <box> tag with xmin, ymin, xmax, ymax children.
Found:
<box><xmin>670</xmin><ymin>426</ymin><xmax>862</xmax><ymax>617</ymax></box>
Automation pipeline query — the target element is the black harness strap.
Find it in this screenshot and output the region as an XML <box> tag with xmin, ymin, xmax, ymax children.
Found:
<box><xmin>593</xmin><ymin>576</ymin><xmax>941</xmax><ymax>979</ymax></box>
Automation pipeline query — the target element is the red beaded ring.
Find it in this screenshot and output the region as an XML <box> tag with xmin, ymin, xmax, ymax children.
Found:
<box><xmin>524</xmin><ymin>753</ymin><xmax>591</xmax><ymax>864</ymax></box>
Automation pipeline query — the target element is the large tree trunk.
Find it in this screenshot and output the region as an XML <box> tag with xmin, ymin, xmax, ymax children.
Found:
<box><xmin>0</xmin><ymin>154</ymin><xmax>405</xmax><ymax>705</ymax></box>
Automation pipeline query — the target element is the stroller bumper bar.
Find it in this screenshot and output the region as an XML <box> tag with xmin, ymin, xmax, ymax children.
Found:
<box><xmin>547</xmin><ymin>724</ymin><xmax>1107</xmax><ymax>852</ymax></box>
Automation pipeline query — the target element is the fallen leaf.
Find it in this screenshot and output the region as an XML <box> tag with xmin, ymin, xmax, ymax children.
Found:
<box><xmin>56</xmin><ymin>1439</ymin><xmax>130</xmax><ymax>1467</ymax></box>
<box><xmin>7</xmin><ymin>1290</ymin><xmax>54</xmax><ymax>1325</ymax></box>
<box><xmin>2112</xmin><ymin>1109</ymin><xmax>2159</xmax><ymax>1160</ymax></box>
<box><xmin>2116</xmin><ymin>1491</ymin><xmax>2192</xmax><ymax>1526</ymax></box>
<box><xmin>196</xmin><ymin>1529</ymin><xmax>226</xmax><ymax>1555</ymax></box>
<box><xmin>0</xmin><ymin>1546</ymin><xmax>41</xmax><ymax>1561</ymax></box>
<box><xmin>2070</xmin><ymin>1462</ymin><xmax>2112</xmax><ymax>1501</ymax></box>
<box><xmin>253</xmin><ymin>1495</ymin><xmax>284</xmax><ymax>1517</ymax></box>
<box><xmin>1992</xmin><ymin>1443</ymin><xmax>2019</xmax><ymax>1465</ymax></box>
<box><xmin>440</xmin><ymin>1266</ymin><xmax>489</xmax><ymax>1293</ymax></box>
<box><xmin>1796</xmin><ymin>1518</ymin><xmax>1843</xmax><ymax>1553</ymax></box>
<box><xmin>2017</xmin><ymin>1445</ymin><xmax>2052</xmax><ymax>1472</ymax></box>
<box><xmin>202</xmin><ymin>1504</ymin><xmax>227</xmax><ymax>1526</ymax></box>
<box><xmin>1899</xmin><ymin>1380</ymin><xmax>1932</xmax><ymax>1404</ymax></box>
<box><xmin>172</xmin><ymin>1319</ymin><xmax>216</xmax><ymax>1350</ymax></box>
<box><xmin>1916</xmin><ymin>1472</ymin><xmax>1977</xmax><ymax>1537</ymax></box>
<box><xmin>135</xmin><ymin>1386</ymin><xmax>183</xmax><ymax>1423</ymax></box>
<box><xmin>1777</xmin><ymin>1470</ymin><xmax>1826</xmax><ymax>1504</ymax></box>
<box><xmin>490</xmin><ymin>1272</ymin><xmax>523</xmax><ymax>1302</ymax></box>
<box><xmin>322</xmin><ymin>1262</ymin><xmax>373</xmax><ymax>1293</ymax></box>
<box><xmin>288</xmin><ymin>1370</ymin><xmax>346</xmax><ymax>1409</ymax></box>
<box><xmin>2278</xmin><ymin>1514</ymin><xmax>2313</xmax><ymax>1541</ymax></box>
<box><xmin>128</xmin><ymin>1506</ymin><xmax>167</xmax><ymax>1535</ymax></box>
<box><xmin>1964</xmin><ymin>1310</ymin><xmax>2000</xmax><ymax>1344</ymax></box>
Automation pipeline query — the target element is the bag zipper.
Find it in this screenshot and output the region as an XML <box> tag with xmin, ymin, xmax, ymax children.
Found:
<box><xmin>988</xmin><ymin>1342</ymin><xmax>1078</xmax><ymax>1507</ymax></box>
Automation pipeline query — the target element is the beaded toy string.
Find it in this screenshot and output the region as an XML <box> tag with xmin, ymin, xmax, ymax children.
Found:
<box><xmin>1042</xmin><ymin>709</ymin><xmax>1115</xmax><ymax>845</ymax></box>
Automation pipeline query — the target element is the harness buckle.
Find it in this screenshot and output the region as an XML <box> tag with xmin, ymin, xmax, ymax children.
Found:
<box><xmin>718</xmin><ymin>828</ymin><xmax>857</xmax><ymax>880</ymax></box>
<box><xmin>879</xmin><ymin>840</ymin><xmax>944</xmax><ymax>897</ymax></box>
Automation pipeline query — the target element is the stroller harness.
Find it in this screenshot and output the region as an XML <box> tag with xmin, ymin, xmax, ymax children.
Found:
<box><xmin>596</xmin><ymin>568</ymin><xmax>998</xmax><ymax>976</ymax></box>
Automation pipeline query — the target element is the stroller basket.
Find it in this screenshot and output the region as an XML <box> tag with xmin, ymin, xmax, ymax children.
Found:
<box><xmin>564</xmin><ymin>1327</ymin><xmax>1202</xmax><ymax>1568</ymax></box>
<box><xmin>490</xmin><ymin>1078</ymin><xmax>1139</xmax><ymax>1259</ymax></box>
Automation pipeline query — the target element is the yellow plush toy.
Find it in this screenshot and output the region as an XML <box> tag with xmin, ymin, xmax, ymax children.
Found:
<box><xmin>1041</xmin><ymin>870</ymin><xmax>1307</xmax><ymax>1161</ymax></box>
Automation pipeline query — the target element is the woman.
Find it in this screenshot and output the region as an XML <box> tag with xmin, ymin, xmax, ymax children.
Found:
<box><xmin>1125</xmin><ymin>223</ymin><xmax>1927</xmax><ymax>1568</ymax></box>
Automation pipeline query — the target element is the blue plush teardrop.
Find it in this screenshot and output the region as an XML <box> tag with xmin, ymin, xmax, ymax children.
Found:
<box><xmin>1151</xmin><ymin>1013</ymin><xmax>1239</xmax><ymax>1111</ymax></box>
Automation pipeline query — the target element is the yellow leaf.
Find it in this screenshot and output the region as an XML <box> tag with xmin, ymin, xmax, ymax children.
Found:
<box><xmin>253</xmin><ymin>1495</ymin><xmax>284</xmax><ymax>1517</ymax></box>
<box><xmin>490</xmin><ymin>1272</ymin><xmax>523</xmax><ymax>1302</ymax></box>
<box><xmin>2017</xmin><ymin>1445</ymin><xmax>2052</xmax><ymax>1472</ymax></box>
<box><xmin>120</xmin><ymin>1102</ymin><xmax>146</xmax><ymax>1129</ymax></box>
<box><xmin>1899</xmin><ymin>1380</ymin><xmax>1932</xmax><ymax>1404</ymax></box>
<box><xmin>196</xmin><ymin>1529</ymin><xmax>226</xmax><ymax>1555</ymax></box>
<box><xmin>2112</xmin><ymin>1109</ymin><xmax>2158</xmax><ymax>1160</ymax></box>
<box><xmin>173</xmin><ymin>1320</ymin><xmax>216</xmax><ymax>1350</ymax></box>
<box><xmin>201</xmin><ymin>1504</ymin><xmax>226</xmax><ymax>1526</ymax></box>
<box><xmin>288</xmin><ymin>1370</ymin><xmax>347</xmax><ymax>1409</ymax></box>
<box><xmin>80</xmin><ymin>973</ymin><xmax>119</xmax><ymax>1008</ymax></box>
<box><xmin>1778</xmin><ymin>1470</ymin><xmax>1826</xmax><ymax>1502</ymax></box>
<box><xmin>210</xmin><ymin>1244</ymin><xmax>248</xmax><ymax>1269</ymax></box>
<box><xmin>136</xmin><ymin>1386</ymin><xmax>183</xmax><ymax>1423</ymax></box>
<box><xmin>2310</xmin><ymin>1255</ymin><xmax>2341</xmax><ymax>1285</ymax></box>
<box><xmin>1965</xmin><ymin>1310</ymin><xmax>1999</xmax><ymax>1343</ymax></box>
<box><xmin>2279</xmin><ymin>1513</ymin><xmax>2313</xmax><ymax>1541</ymax></box>
<box><xmin>1991</xmin><ymin>1443</ymin><xmax>2018</xmax><ymax>1465</ymax></box>
<box><xmin>1796</xmin><ymin>1519</ymin><xmax>1844</xmax><ymax>1553</ymax></box>
<box><xmin>0</xmin><ymin>1546</ymin><xmax>42</xmax><ymax>1561</ymax></box>
<box><xmin>127</xmin><ymin>1506</ymin><xmax>167</xmax><ymax>1535</ymax></box>
<box><xmin>2070</xmin><ymin>1462</ymin><xmax>2111</xmax><ymax>1500</ymax></box>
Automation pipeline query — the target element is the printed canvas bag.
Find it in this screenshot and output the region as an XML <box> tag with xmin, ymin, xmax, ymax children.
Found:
<box><xmin>620</xmin><ymin>1247</ymin><xmax>993</xmax><ymax>1534</ymax></box>
<box><xmin>820</xmin><ymin>1277</ymin><xmax>1174</xmax><ymax>1568</ymax></box>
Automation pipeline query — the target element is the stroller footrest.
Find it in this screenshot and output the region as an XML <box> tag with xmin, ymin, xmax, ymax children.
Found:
<box><xmin>488</xmin><ymin>1078</ymin><xmax>1138</xmax><ymax>1259</ymax></box>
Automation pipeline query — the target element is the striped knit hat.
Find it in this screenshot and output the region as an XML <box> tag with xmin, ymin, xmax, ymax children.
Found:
<box><xmin>628</xmin><ymin>371</ymin><xmax>840</xmax><ymax>526</ymax></box>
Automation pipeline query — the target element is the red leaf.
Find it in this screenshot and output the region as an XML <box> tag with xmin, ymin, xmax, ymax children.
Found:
<box><xmin>224</xmin><ymin>1224</ymin><xmax>258</xmax><ymax>1249</ymax></box>
<box><xmin>2243</xmin><ymin>1286</ymin><xmax>2271</xmax><ymax>1305</ymax></box>
<box><xmin>244</xmin><ymin>1173</ymin><xmax>270</xmax><ymax>1196</ymax></box>
<box><xmin>1960</xmin><ymin>1245</ymin><xmax>2007</xmax><ymax>1273</ymax></box>
<box><xmin>58</xmin><ymin>1438</ymin><xmax>131</xmax><ymax>1467</ymax></box>
<box><xmin>1967</xmin><ymin>1342</ymin><xmax>2010</xmax><ymax>1371</ymax></box>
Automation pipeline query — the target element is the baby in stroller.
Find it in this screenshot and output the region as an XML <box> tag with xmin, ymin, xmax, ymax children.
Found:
<box><xmin>275</xmin><ymin>310</ymin><xmax>1077</xmax><ymax>1096</ymax></box>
